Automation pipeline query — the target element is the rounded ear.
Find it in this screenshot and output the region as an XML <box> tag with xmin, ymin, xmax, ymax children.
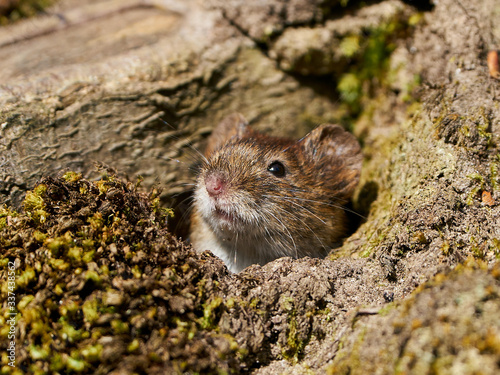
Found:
<box><xmin>301</xmin><ymin>124</ymin><xmax>362</xmax><ymax>197</ymax></box>
<box><xmin>205</xmin><ymin>113</ymin><xmax>249</xmax><ymax>156</ymax></box>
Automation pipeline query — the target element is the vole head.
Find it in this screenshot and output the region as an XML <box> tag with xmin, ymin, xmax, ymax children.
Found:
<box><xmin>193</xmin><ymin>113</ymin><xmax>362</xmax><ymax>256</ymax></box>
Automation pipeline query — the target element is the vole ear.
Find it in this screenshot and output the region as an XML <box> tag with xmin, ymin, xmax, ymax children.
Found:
<box><xmin>205</xmin><ymin>113</ymin><xmax>250</xmax><ymax>156</ymax></box>
<box><xmin>301</xmin><ymin>124</ymin><xmax>362</xmax><ymax>198</ymax></box>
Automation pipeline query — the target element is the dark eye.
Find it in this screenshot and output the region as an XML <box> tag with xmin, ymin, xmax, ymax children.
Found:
<box><xmin>267</xmin><ymin>161</ymin><xmax>286</xmax><ymax>177</ymax></box>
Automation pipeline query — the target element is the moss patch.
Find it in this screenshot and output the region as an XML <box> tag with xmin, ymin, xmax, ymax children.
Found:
<box><xmin>0</xmin><ymin>171</ymin><xmax>237</xmax><ymax>374</ymax></box>
<box><xmin>0</xmin><ymin>0</ymin><xmax>57</xmax><ymax>25</ymax></box>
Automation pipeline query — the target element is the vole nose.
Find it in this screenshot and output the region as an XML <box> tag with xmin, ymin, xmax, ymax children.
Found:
<box><xmin>205</xmin><ymin>173</ymin><xmax>226</xmax><ymax>197</ymax></box>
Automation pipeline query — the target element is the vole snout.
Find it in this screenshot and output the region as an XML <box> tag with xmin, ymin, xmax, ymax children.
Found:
<box><xmin>205</xmin><ymin>172</ymin><xmax>228</xmax><ymax>198</ymax></box>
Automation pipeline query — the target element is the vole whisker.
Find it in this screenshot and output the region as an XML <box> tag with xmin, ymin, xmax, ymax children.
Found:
<box><xmin>263</xmin><ymin>208</ymin><xmax>298</xmax><ymax>258</ymax></box>
<box><xmin>176</xmin><ymin>182</ymin><xmax>196</xmax><ymax>188</ymax></box>
<box><xmin>233</xmin><ymin>231</ymin><xmax>239</xmax><ymax>266</ymax></box>
<box><xmin>263</xmin><ymin>194</ymin><xmax>327</xmax><ymax>225</ymax></box>
<box><xmin>174</xmin><ymin>202</ymin><xmax>194</xmax><ymax>237</ymax></box>
<box><xmin>159</xmin><ymin>118</ymin><xmax>209</xmax><ymax>166</ymax></box>
<box><xmin>266</xmin><ymin>203</ymin><xmax>327</xmax><ymax>254</ymax></box>
<box><xmin>269</xmin><ymin>194</ymin><xmax>366</xmax><ymax>220</ymax></box>
<box><xmin>283</xmin><ymin>186</ymin><xmax>351</xmax><ymax>205</ymax></box>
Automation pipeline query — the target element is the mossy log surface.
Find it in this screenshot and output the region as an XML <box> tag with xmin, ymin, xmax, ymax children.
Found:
<box><xmin>2</xmin><ymin>0</ymin><xmax>500</xmax><ymax>374</ymax></box>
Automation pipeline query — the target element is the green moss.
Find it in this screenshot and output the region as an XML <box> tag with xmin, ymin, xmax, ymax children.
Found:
<box><xmin>408</xmin><ymin>12</ymin><xmax>424</xmax><ymax>26</ymax></box>
<box><xmin>340</xmin><ymin>35</ymin><xmax>360</xmax><ymax>58</ymax></box>
<box><xmin>1</xmin><ymin>366</ymin><xmax>23</xmax><ymax>375</ymax></box>
<box><xmin>470</xmin><ymin>236</ymin><xmax>485</xmax><ymax>259</ymax></box>
<box><xmin>477</xmin><ymin>106</ymin><xmax>494</xmax><ymax>148</ymax></box>
<box><xmin>28</xmin><ymin>363</ymin><xmax>47</xmax><ymax>375</ymax></box>
<box><xmin>50</xmin><ymin>258</ymin><xmax>70</xmax><ymax>271</ymax></box>
<box><xmin>127</xmin><ymin>339</ymin><xmax>140</xmax><ymax>353</ymax></box>
<box><xmin>249</xmin><ymin>297</ymin><xmax>259</xmax><ymax>309</ymax></box>
<box><xmin>33</xmin><ymin>230</ymin><xmax>47</xmax><ymax>242</ymax></box>
<box><xmin>49</xmin><ymin>353</ymin><xmax>65</xmax><ymax>372</ymax></box>
<box><xmin>62</xmin><ymin>171</ymin><xmax>82</xmax><ymax>182</ymax></box>
<box><xmin>441</xmin><ymin>240</ymin><xmax>451</xmax><ymax>256</ymax></box>
<box><xmin>82</xmin><ymin>298</ymin><xmax>100</xmax><ymax>324</ymax></box>
<box><xmin>18</xmin><ymin>295</ymin><xmax>34</xmax><ymax>310</ymax></box>
<box><xmin>0</xmin><ymin>0</ymin><xmax>57</xmax><ymax>25</ymax></box>
<box><xmin>491</xmin><ymin>238</ymin><xmax>500</xmax><ymax>258</ymax></box>
<box><xmin>359</xmin><ymin>248</ymin><xmax>372</xmax><ymax>258</ymax></box>
<box><xmin>378</xmin><ymin>303</ymin><xmax>396</xmax><ymax>316</ymax></box>
<box><xmin>148</xmin><ymin>352</ymin><xmax>162</xmax><ymax>364</ymax></box>
<box><xmin>82</xmin><ymin>250</ymin><xmax>95</xmax><ymax>263</ymax></box>
<box><xmin>67</xmin><ymin>246</ymin><xmax>83</xmax><ymax>262</ymax></box>
<box><xmin>59</xmin><ymin>320</ymin><xmax>83</xmax><ymax>343</ymax></box>
<box><xmin>401</xmin><ymin>74</ymin><xmax>422</xmax><ymax>103</ymax></box>
<box><xmin>466</xmin><ymin>173</ymin><xmax>485</xmax><ymax>205</ymax></box>
<box><xmin>17</xmin><ymin>266</ymin><xmax>36</xmax><ymax>288</ymax></box>
<box><xmin>0</xmin><ymin>206</ymin><xmax>17</xmax><ymax>230</ymax></box>
<box><xmin>338</xmin><ymin>73</ymin><xmax>362</xmax><ymax>108</ymax></box>
<box><xmin>59</xmin><ymin>299</ymin><xmax>80</xmax><ymax>317</ymax></box>
<box><xmin>111</xmin><ymin>319</ymin><xmax>129</xmax><ymax>334</ymax></box>
<box><xmin>413</xmin><ymin>231</ymin><xmax>428</xmax><ymax>244</ymax></box>
<box><xmin>31</xmin><ymin>321</ymin><xmax>49</xmax><ymax>336</ymax></box>
<box><xmin>87</xmin><ymin>213</ymin><xmax>104</xmax><ymax>231</ymax></box>
<box><xmin>491</xmin><ymin>159</ymin><xmax>499</xmax><ymax>191</ymax></box>
<box><xmin>277</xmin><ymin>295</ymin><xmax>310</xmax><ymax>363</ymax></box>
<box><xmin>0</xmin><ymin>172</ymin><xmax>235</xmax><ymax>373</ymax></box>
<box><xmin>45</xmin><ymin>232</ymin><xmax>73</xmax><ymax>256</ymax></box>
<box><xmin>468</xmin><ymin>172</ymin><xmax>485</xmax><ymax>185</ymax></box>
<box><xmin>199</xmin><ymin>297</ymin><xmax>223</xmax><ymax>330</ymax></box>
<box><xmin>54</xmin><ymin>283</ymin><xmax>64</xmax><ymax>295</ymax></box>
<box><xmin>282</xmin><ymin>314</ymin><xmax>306</xmax><ymax>363</ymax></box>
<box><xmin>131</xmin><ymin>265</ymin><xmax>142</xmax><ymax>279</ymax></box>
<box><xmin>100</xmin><ymin>264</ymin><xmax>110</xmax><ymax>276</ymax></box>
<box><xmin>29</xmin><ymin>345</ymin><xmax>49</xmax><ymax>360</ymax></box>
<box><xmin>326</xmin><ymin>328</ymin><xmax>367</xmax><ymax>374</ymax></box>
<box><xmin>20</xmin><ymin>305</ymin><xmax>45</xmax><ymax>326</ymax></box>
<box><xmin>337</xmin><ymin>14</ymin><xmax>415</xmax><ymax>117</ymax></box>
<box><xmin>95</xmin><ymin>180</ymin><xmax>109</xmax><ymax>195</ymax></box>
<box><xmin>280</xmin><ymin>296</ymin><xmax>294</xmax><ymax>312</ymax></box>
<box><xmin>225</xmin><ymin>298</ymin><xmax>235</xmax><ymax>309</ymax></box>
<box><xmin>197</xmin><ymin>278</ymin><xmax>207</xmax><ymax>299</ymax></box>
<box><xmin>23</xmin><ymin>184</ymin><xmax>48</xmax><ymax>224</ymax></box>
<box><xmin>85</xmin><ymin>270</ymin><xmax>101</xmax><ymax>284</ymax></box>
<box><xmin>66</xmin><ymin>356</ymin><xmax>86</xmax><ymax>372</ymax></box>
<box><xmin>151</xmin><ymin>190</ymin><xmax>174</xmax><ymax>219</ymax></box>
<box><xmin>82</xmin><ymin>239</ymin><xmax>95</xmax><ymax>250</ymax></box>
<box><xmin>0</xmin><ymin>319</ymin><xmax>10</xmax><ymax>337</ymax></box>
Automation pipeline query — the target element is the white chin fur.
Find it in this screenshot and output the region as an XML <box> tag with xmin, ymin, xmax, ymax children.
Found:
<box><xmin>193</xmin><ymin>184</ymin><xmax>284</xmax><ymax>273</ymax></box>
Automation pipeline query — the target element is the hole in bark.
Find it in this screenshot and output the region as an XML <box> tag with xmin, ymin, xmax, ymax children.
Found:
<box><xmin>355</xmin><ymin>180</ymin><xmax>379</xmax><ymax>217</ymax></box>
<box><xmin>401</xmin><ymin>0</ymin><xmax>434</xmax><ymax>11</ymax></box>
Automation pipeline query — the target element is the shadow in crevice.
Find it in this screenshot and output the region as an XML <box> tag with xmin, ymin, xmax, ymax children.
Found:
<box><xmin>401</xmin><ymin>0</ymin><xmax>434</xmax><ymax>11</ymax></box>
<box><xmin>165</xmin><ymin>190</ymin><xmax>194</xmax><ymax>243</ymax></box>
<box><xmin>355</xmin><ymin>180</ymin><xmax>380</xmax><ymax>218</ymax></box>
<box><xmin>343</xmin><ymin>181</ymin><xmax>379</xmax><ymax>240</ymax></box>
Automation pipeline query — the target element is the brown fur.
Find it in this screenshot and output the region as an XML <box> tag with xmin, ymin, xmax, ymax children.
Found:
<box><xmin>190</xmin><ymin>113</ymin><xmax>362</xmax><ymax>272</ymax></box>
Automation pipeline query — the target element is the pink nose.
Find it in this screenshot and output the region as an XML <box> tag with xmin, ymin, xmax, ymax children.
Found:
<box><xmin>205</xmin><ymin>173</ymin><xmax>226</xmax><ymax>197</ymax></box>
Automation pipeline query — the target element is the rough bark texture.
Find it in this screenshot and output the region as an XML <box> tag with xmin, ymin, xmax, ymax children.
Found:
<box><xmin>2</xmin><ymin>0</ymin><xmax>500</xmax><ymax>374</ymax></box>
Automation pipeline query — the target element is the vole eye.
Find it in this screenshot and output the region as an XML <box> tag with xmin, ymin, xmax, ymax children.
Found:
<box><xmin>267</xmin><ymin>161</ymin><xmax>286</xmax><ymax>177</ymax></box>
